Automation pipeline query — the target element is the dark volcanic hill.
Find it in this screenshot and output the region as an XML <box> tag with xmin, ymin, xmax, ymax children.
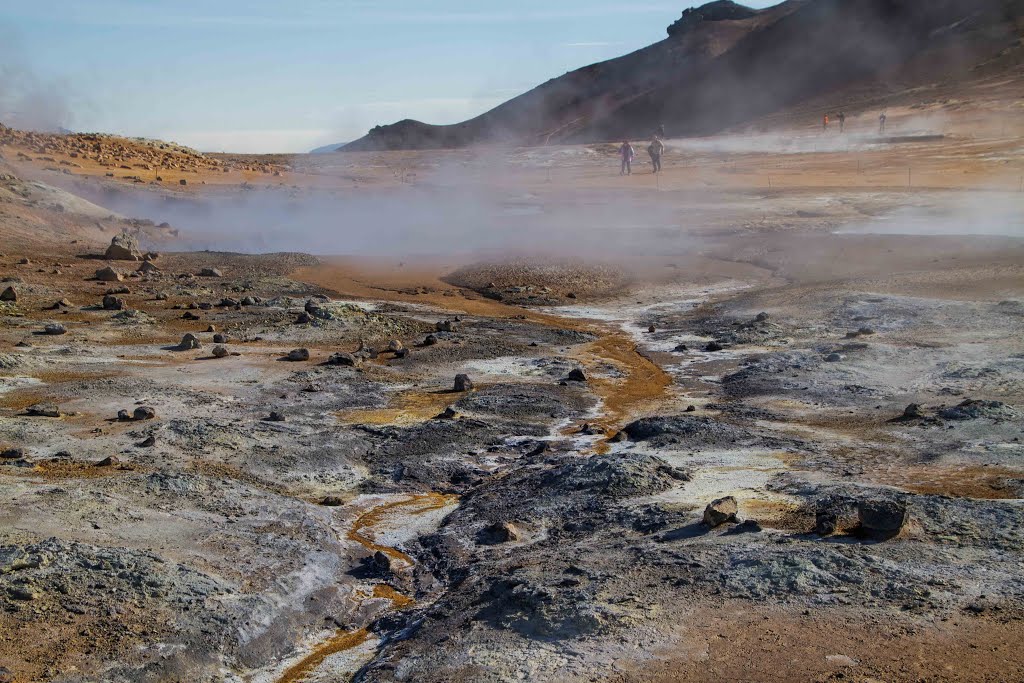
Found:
<box><xmin>339</xmin><ymin>0</ymin><xmax>1024</xmax><ymax>152</ymax></box>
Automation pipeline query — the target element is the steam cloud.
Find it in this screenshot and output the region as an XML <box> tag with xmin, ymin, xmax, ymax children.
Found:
<box><xmin>0</xmin><ymin>27</ymin><xmax>74</xmax><ymax>132</ymax></box>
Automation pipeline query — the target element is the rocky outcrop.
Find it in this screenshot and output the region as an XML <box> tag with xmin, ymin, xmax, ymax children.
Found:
<box><xmin>104</xmin><ymin>233</ymin><xmax>143</xmax><ymax>261</ymax></box>
<box><xmin>667</xmin><ymin>1</ymin><xmax>759</xmax><ymax>37</ymax></box>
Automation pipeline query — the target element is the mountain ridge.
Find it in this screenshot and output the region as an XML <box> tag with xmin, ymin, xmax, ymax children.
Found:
<box><xmin>332</xmin><ymin>0</ymin><xmax>1023</xmax><ymax>152</ymax></box>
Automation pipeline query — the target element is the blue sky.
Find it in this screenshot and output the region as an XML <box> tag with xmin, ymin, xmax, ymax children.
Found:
<box><xmin>1</xmin><ymin>1</ymin><xmax>778</xmax><ymax>152</ymax></box>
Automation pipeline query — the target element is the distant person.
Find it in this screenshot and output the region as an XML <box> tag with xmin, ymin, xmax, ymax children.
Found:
<box><xmin>619</xmin><ymin>141</ymin><xmax>635</xmax><ymax>175</ymax></box>
<box><xmin>879</xmin><ymin>112</ymin><xmax>887</xmax><ymax>134</ymax></box>
<box><xmin>838</xmin><ymin>111</ymin><xmax>846</xmax><ymax>133</ymax></box>
<box><xmin>823</xmin><ymin>114</ymin><xmax>829</xmax><ymax>131</ymax></box>
<box><xmin>648</xmin><ymin>136</ymin><xmax>665</xmax><ymax>173</ymax></box>
<box><xmin>657</xmin><ymin>123</ymin><xmax>666</xmax><ymax>138</ymax></box>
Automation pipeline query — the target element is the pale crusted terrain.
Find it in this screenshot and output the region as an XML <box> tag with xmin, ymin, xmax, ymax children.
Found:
<box><xmin>1</xmin><ymin>93</ymin><xmax>1023</xmax><ymax>683</ymax></box>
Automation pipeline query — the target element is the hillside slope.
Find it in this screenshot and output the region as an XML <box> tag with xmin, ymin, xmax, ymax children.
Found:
<box><xmin>340</xmin><ymin>0</ymin><xmax>1024</xmax><ymax>151</ymax></box>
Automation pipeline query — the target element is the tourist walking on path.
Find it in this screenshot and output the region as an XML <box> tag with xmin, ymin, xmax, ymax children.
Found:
<box><xmin>619</xmin><ymin>141</ymin><xmax>635</xmax><ymax>175</ymax></box>
<box><xmin>648</xmin><ymin>136</ymin><xmax>665</xmax><ymax>173</ymax></box>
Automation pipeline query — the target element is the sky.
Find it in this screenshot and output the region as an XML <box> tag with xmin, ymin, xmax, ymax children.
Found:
<box><xmin>1</xmin><ymin>1</ymin><xmax>779</xmax><ymax>153</ymax></box>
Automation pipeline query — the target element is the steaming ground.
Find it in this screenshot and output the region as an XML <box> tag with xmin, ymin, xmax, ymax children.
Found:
<box><xmin>1</xmin><ymin>104</ymin><xmax>1024</xmax><ymax>682</ymax></box>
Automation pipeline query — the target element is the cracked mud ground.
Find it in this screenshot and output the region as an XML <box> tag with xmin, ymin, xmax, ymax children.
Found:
<box><xmin>2</xmin><ymin>122</ymin><xmax>1024</xmax><ymax>683</ymax></box>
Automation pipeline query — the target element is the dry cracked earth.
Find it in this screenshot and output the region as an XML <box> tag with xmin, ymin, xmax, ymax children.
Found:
<box><xmin>2</xmin><ymin>115</ymin><xmax>1024</xmax><ymax>683</ymax></box>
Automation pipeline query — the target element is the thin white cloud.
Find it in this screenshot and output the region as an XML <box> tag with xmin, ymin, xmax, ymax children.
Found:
<box><xmin>563</xmin><ymin>41</ymin><xmax>623</xmax><ymax>47</ymax></box>
<box><xmin>5</xmin><ymin>1</ymin><xmax>688</xmax><ymax>28</ymax></box>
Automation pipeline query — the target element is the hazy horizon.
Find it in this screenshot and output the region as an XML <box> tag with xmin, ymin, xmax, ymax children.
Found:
<box><xmin>1</xmin><ymin>1</ymin><xmax>780</xmax><ymax>153</ymax></box>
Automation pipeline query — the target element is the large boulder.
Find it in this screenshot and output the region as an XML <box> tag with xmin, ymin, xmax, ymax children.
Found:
<box><xmin>0</xmin><ymin>286</ymin><xmax>16</xmax><ymax>302</ymax></box>
<box><xmin>703</xmin><ymin>496</ymin><xmax>739</xmax><ymax>527</ymax></box>
<box><xmin>177</xmin><ymin>333</ymin><xmax>201</xmax><ymax>350</ymax></box>
<box><xmin>95</xmin><ymin>266</ymin><xmax>124</xmax><ymax>282</ymax></box>
<box><xmin>857</xmin><ymin>499</ymin><xmax>908</xmax><ymax>539</ymax></box>
<box><xmin>104</xmin><ymin>233</ymin><xmax>143</xmax><ymax>261</ymax></box>
<box><xmin>454</xmin><ymin>373</ymin><xmax>474</xmax><ymax>392</ymax></box>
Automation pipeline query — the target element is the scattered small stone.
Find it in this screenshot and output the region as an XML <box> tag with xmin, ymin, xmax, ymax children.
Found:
<box><xmin>724</xmin><ymin>519</ymin><xmax>762</xmax><ymax>535</ymax></box>
<box><xmin>815</xmin><ymin>509</ymin><xmax>839</xmax><ymax>535</ymax></box>
<box><xmin>213</xmin><ymin>333</ymin><xmax>226</xmax><ymax>344</ymax></box>
<box><xmin>0</xmin><ymin>448</ymin><xmax>25</xmax><ymax>459</ymax></box>
<box><xmin>454</xmin><ymin>373</ymin><xmax>473</xmax><ymax>392</ymax></box>
<box><xmin>825</xmin><ymin>352</ymin><xmax>843</xmax><ymax>362</ymax></box>
<box><xmin>434</xmin><ymin>406</ymin><xmax>458</xmax><ymax>420</ymax></box>
<box><xmin>133</xmin><ymin>406</ymin><xmax>156</xmax><ymax>420</ymax></box>
<box><xmin>755</xmin><ymin>312</ymin><xmax>771</xmax><ymax>322</ymax></box>
<box><xmin>95</xmin><ymin>456</ymin><xmax>120</xmax><ymax>467</ymax></box>
<box><xmin>267</xmin><ymin>411</ymin><xmax>286</xmax><ymax>422</ymax></box>
<box><xmin>673</xmin><ymin>344</ymin><xmax>689</xmax><ymax>352</ymax></box>
<box><xmin>566</xmin><ymin>368</ymin><xmax>587</xmax><ymax>382</ymax></box>
<box><xmin>117</xmin><ymin>409</ymin><xmax>131</xmax><ymax>421</ymax></box>
<box><xmin>320</xmin><ymin>496</ymin><xmax>343</xmax><ymax>506</ymax></box>
<box><xmin>478</xmin><ymin>521</ymin><xmax>521</xmax><ymax>545</ymax></box>
<box><xmin>295</xmin><ymin>312</ymin><xmax>311</xmax><ymax>324</ymax></box>
<box><xmin>199</xmin><ymin>267</ymin><xmax>223</xmax><ymax>278</ymax></box>
<box><xmin>436</xmin><ymin>320</ymin><xmax>456</xmax><ymax>333</ymax></box>
<box><xmin>102</xmin><ymin>294</ymin><xmax>125</xmax><ymax>310</ymax></box>
<box><xmin>901</xmin><ymin>403</ymin><xmax>924</xmax><ymax>419</ymax></box>
<box><xmin>43</xmin><ymin>323</ymin><xmax>67</xmax><ymax>335</ymax></box>
<box><xmin>177</xmin><ymin>333</ymin><xmax>201</xmax><ymax>350</ymax></box>
<box><xmin>388</xmin><ymin>339</ymin><xmax>404</xmax><ymax>353</ymax></box>
<box><xmin>685</xmin><ymin>405</ymin><xmax>696</xmax><ymax>412</ymax></box>
<box><xmin>286</xmin><ymin>348</ymin><xmax>310</xmax><ymax>361</ymax></box>
<box><xmin>857</xmin><ymin>499</ymin><xmax>908</xmax><ymax>539</ymax></box>
<box><xmin>8</xmin><ymin>586</ymin><xmax>38</xmax><ymax>601</ymax></box>
<box><xmin>207</xmin><ymin>324</ymin><xmax>216</xmax><ymax>333</ymax></box>
<box><xmin>95</xmin><ymin>266</ymin><xmax>124</xmax><ymax>282</ymax></box>
<box><xmin>50</xmin><ymin>298</ymin><xmax>72</xmax><ymax>309</ymax></box>
<box><xmin>703</xmin><ymin>496</ymin><xmax>739</xmax><ymax>527</ymax></box>
<box><xmin>182</xmin><ymin>311</ymin><xmax>201</xmax><ymax>320</ymax></box>
<box><xmin>0</xmin><ymin>286</ymin><xmax>16</xmax><ymax>302</ymax></box>
<box><xmin>212</xmin><ymin>345</ymin><xmax>229</xmax><ymax>358</ymax></box>
<box><xmin>423</xmin><ymin>334</ymin><xmax>438</xmax><ymax>346</ymax></box>
<box><xmin>26</xmin><ymin>403</ymin><xmax>61</xmax><ymax>418</ymax></box>
<box><xmin>705</xmin><ymin>341</ymin><xmax>724</xmax><ymax>352</ymax></box>
<box><xmin>326</xmin><ymin>352</ymin><xmax>357</xmax><ymax>367</ymax></box>
<box><xmin>137</xmin><ymin>435</ymin><xmax>156</xmax><ymax>448</ymax></box>
<box><xmin>566</xmin><ymin>292</ymin><xmax>577</xmax><ymax>299</ymax></box>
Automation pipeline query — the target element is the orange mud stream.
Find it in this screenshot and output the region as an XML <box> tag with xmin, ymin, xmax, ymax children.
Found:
<box><xmin>275</xmin><ymin>493</ymin><xmax>455</xmax><ymax>683</ymax></box>
<box><xmin>337</xmin><ymin>388</ymin><xmax>466</xmax><ymax>427</ymax></box>
<box><xmin>294</xmin><ymin>260</ymin><xmax>672</xmax><ymax>436</ymax></box>
<box><xmin>275</xmin><ymin>628</ymin><xmax>370</xmax><ymax>683</ymax></box>
<box><xmin>347</xmin><ymin>492</ymin><xmax>459</xmax><ymax>566</ymax></box>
